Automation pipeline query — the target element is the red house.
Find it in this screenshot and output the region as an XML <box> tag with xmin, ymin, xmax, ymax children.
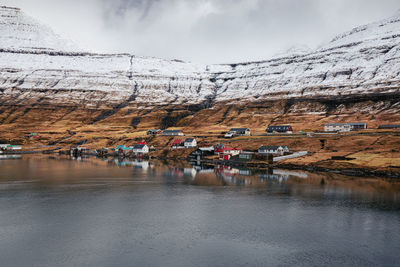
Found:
<box><xmin>171</xmin><ymin>139</ymin><xmax>183</xmax><ymax>149</ymax></box>
<box><xmin>214</xmin><ymin>144</ymin><xmax>226</xmax><ymax>154</ymax></box>
<box><xmin>214</xmin><ymin>144</ymin><xmax>242</xmax><ymax>160</ymax></box>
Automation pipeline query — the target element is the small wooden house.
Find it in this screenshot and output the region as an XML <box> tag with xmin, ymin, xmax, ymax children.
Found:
<box><xmin>215</xmin><ymin>144</ymin><xmax>243</xmax><ymax>160</ymax></box>
<box><xmin>228</xmin><ymin>128</ymin><xmax>251</xmax><ymax>136</ymax></box>
<box><xmin>324</xmin><ymin>123</ymin><xmax>367</xmax><ymax>132</ymax></box>
<box><xmin>378</xmin><ymin>124</ymin><xmax>400</xmax><ymax>129</ymax></box>
<box><xmin>0</xmin><ymin>144</ymin><xmax>10</xmax><ymax>151</ymax></box>
<box><xmin>70</xmin><ymin>146</ymin><xmax>90</xmax><ymax>156</ymax></box>
<box><xmin>184</xmin><ymin>138</ymin><xmax>197</xmax><ymax>148</ymax></box>
<box><xmin>239</xmin><ymin>152</ymin><xmax>254</xmax><ymax>161</ymax></box>
<box><xmin>162</xmin><ymin>130</ymin><xmax>184</xmax><ymax>136</ymax></box>
<box><xmin>147</xmin><ymin>129</ymin><xmax>162</xmax><ymax>136</ymax></box>
<box><xmin>171</xmin><ymin>139</ymin><xmax>184</xmax><ymax>149</ymax></box>
<box><xmin>132</xmin><ymin>144</ymin><xmax>149</xmax><ymax>155</ymax></box>
<box><xmin>2</xmin><ymin>144</ymin><xmax>22</xmax><ymax>151</ymax></box>
<box><xmin>266</xmin><ymin>125</ymin><xmax>293</xmax><ymax>133</ymax></box>
<box><xmin>219</xmin><ymin>147</ymin><xmax>242</xmax><ymax>161</ymax></box>
<box><xmin>214</xmin><ymin>144</ymin><xmax>226</xmax><ymax>154</ymax></box>
<box><xmin>258</xmin><ymin>145</ymin><xmax>289</xmax><ymax>156</ymax></box>
<box><xmin>189</xmin><ymin>147</ymin><xmax>214</xmax><ymax>160</ymax></box>
<box><xmin>115</xmin><ymin>145</ymin><xmax>133</xmax><ymax>155</ymax></box>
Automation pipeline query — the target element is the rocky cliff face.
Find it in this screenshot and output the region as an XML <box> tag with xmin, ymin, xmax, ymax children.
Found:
<box><xmin>1</xmin><ymin>5</ymin><xmax>400</xmax><ymax>108</ymax></box>
<box><xmin>0</xmin><ymin>5</ymin><xmax>399</xmax><ymax>138</ymax></box>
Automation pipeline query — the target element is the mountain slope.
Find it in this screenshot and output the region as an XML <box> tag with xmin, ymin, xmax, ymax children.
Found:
<box><xmin>0</xmin><ymin>5</ymin><xmax>399</xmax><ymax>139</ymax></box>
<box><xmin>0</xmin><ymin>5</ymin><xmax>400</xmax><ymax>107</ymax></box>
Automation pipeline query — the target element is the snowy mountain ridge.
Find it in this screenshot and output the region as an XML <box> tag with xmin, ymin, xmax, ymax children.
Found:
<box><xmin>0</xmin><ymin>6</ymin><xmax>78</xmax><ymax>52</ymax></box>
<box><xmin>0</xmin><ymin>5</ymin><xmax>399</xmax><ymax>108</ymax></box>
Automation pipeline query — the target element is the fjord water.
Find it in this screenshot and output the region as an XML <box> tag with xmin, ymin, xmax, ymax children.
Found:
<box><xmin>0</xmin><ymin>156</ymin><xmax>399</xmax><ymax>267</ymax></box>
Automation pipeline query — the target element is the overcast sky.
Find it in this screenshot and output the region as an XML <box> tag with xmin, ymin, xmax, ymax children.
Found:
<box><xmin>2</xmin><ymin>0</ymin><xmax>400</xmax><ymax>63</ymax></box>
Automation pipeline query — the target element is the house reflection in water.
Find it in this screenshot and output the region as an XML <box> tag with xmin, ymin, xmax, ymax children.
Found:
<box><xmin>183</xmin><ymin>168</ymin><xmax>197</xmax><ymax>179</ymax></box>
<box><xmin>114</xmin><ymin>158</ymin><xmax>150</xmax><ymax>171</ymax></box>
<box><xmin>214</xmin><ymin>165</ymin><xmax>246</xmax><ymax>185</ymax></box>
<box><xmin>0</xmin><ymin>155</ymin><xmax>22</xmax><ymax>160</ymax></box>
<box><xmin>108</xmin><ymin>158</ymin><xmax>309</xmax><ymax>186</ymax></box>
<box><xmin>212</xmin><ymin>165</ymin><xmax>309</xmax><ymax>185</ymax></box>
<box><xmin>132</xmin><ymin>160</ymin><xmax>149</xmax><ymax>170</ymax></box>
<box><xmin>259</xmin><ymin>169</ymin><xmax>308</xmax><ymax>183</ymax></box>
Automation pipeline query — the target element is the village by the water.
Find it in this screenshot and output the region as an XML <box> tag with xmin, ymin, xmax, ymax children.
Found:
<box><xmin>2</xmin><ymin>122</ymin><xmax>400</xmax><ymax>177</ymax></box>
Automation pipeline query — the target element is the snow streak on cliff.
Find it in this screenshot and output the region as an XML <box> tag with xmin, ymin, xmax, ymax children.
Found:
<box><xmin>0</xmin><ymin>5</ymin><xmax>399</xmax><ymax>107</ymax></box>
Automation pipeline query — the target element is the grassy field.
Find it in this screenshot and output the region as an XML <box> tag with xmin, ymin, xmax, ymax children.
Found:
<box><xmin>1</xmin><ymin>104</ymin><xmax>400</xmax><ymax>173</ymax></box>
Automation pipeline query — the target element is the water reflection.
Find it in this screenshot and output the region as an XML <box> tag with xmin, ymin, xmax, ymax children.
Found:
<box><xmin>108</xmin><ymin>157</ymin><xmax>310</xmax><ymax>186</ymax></box>
<box><xmin>1</xmin><ymin>155</ymin><xmax>400</xmax><ymax>204</ymax></box>
<box><xmin>0</xmin><ymin>155</ymin><xmax>399</xmax><ymax>267</ymax></box>
<box><xmin>0</xmin><ymin>154</ymin><xmax>21</xmax><ymax>160</ymax></box>
<box><xmin>113</xmin><ymin>158</ymin><xmax>150</xmax><ymax>170</ymax></box>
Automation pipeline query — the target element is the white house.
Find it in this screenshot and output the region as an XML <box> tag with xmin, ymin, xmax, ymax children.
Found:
<box><xmin>0</xmin><ymin>144</ymin><xmax>10</xmax><ymax>150</ymax></box>
<box><xmin>132</xmin><ymin>160</ymin><xmax>149</xmax><ymax>170</ymax></box>
<box><xmin>162</xmin><ymin>130</ymin><xmax>184</xmax><ymax>136</ymax></box>
<box><xmin>229</xmin><ymin>128</ymin><xmax>251</xmax><ymax>136</ymax></box>
<box><xmin>324</xmin><ymin>123</ymin><xmax>367</xmax><ymax>132</ymax></box>
<box><xmin>224</xmin><ymin>132</ymin><xmax>234</xmax><ymax>138</ymax></box>
<box><xmin>0</xmin><ymin>144</ymin><xmax>22</xmax><ymax>151</ymax></box>
<box><xmin>218</xmin><ymin>147</ymin><xmax>243</xmax><ymax>160</ymax></box>
<box><xmin>132</xmin><ymin>144</ymin><xmax>149</xmax><ymax>155</ymax></box>
<box><xmin>184</xmin><ymin>138</ymin><xmax>197</xmax><ymax>148</ymax></box>
<box><xmin>258</xmin><ymin>145</ymin><xmax>289</xmax><ymax>156</ymax></box>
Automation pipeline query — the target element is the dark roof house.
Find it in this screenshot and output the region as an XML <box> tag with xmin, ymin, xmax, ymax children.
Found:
<box><xmin>133</xmin><ymin>144</ymin><xmax>147</xmax><ymax>149</ymax></box>
<box><xmin>162</xmin><ymin>130</ymin><xmax>184</xmax><ymax>136</ymax></box>
<box><xmin>230</xmin><ymin>128</ymin><xmax>250</xmax><ymax>132</ymax></box>
<box><xmin>378</xmin><ymin>124</ymin><xmax>400</xmax><ymax>129</ymax></box>
<box><xmin>266</xmin><ymin>125</ymin><xmax>293</xmax><ymax>133</ymax></box>
<box><xmin>258</xmin><ymin>145</ymin><xmax>289</xmax><ymax>155</ymax></box>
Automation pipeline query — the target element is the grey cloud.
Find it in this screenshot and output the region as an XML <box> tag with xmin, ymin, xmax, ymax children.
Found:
<box><xmin>102</xmin><ymin>0</ymin><xmax>160</xmax><ymax>20</ymax></box>
<box><xmin>2</xmin><ymin>0</ymin><xmax>400</xmax><ymax>63</ymax></box>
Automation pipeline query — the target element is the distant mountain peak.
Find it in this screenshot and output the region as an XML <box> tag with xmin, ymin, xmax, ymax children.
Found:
<box><xmin>273</xmin><ymin>45</ymin><xmax>312</xmax><ymax>58</ymax></box>
<box><xmin>0</xmin><ymin>5</ymin><xmax>79</xmax><ymax>52</ymax></box>
<box><xmin>0</xmin><ymin>5</ymin><xmax>399</xmax><ymax>108</ymax></box>
<box><xmin>323</xmin><ymin>11</ymin><xmax>400</xmax><ymax>50</ymax></box>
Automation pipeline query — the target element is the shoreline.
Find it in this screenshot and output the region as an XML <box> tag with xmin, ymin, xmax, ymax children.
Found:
<box><xmin>3</xmin><ymin>148</ymin><xmax>400</xmax><ymax>179</ymax></box>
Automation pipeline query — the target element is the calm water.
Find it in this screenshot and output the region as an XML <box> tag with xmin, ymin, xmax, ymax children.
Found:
<box><xmin>0</xmin><ymin>155</ymin><xmax>399</xmax><ymax>267</ymax></box>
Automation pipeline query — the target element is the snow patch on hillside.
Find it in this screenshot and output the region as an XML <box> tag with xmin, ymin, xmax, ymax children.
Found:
<box><xmin>0</xmin><ymin>6</ymin><xmax>399</xmax><ymax>107</ymax></box>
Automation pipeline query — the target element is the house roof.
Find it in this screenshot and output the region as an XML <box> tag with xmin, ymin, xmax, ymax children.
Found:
<box><xmin>378</xmin><ymin>124</ymin><xmax>400</xmax><ymax>128</ymax></box>
<box><xmin>325</xmin><ymin>122</ymin><xmax>366</xmax><ymax>126</ymax></box>
<box><xmin>224</xmin><ymin>147</ymin><xmax>242</xmax><ymax>151</ymax></box>
<box><xmin>267</xmin><ymin>125</ymin><xmax>291</xmax><ymax>129</ymax></box>
<box><xmin>115</xmin><ymin>145</ymin><xmax>133</xmax><ymax>150</ymax></box>
<box><xmin>163</xmin><ymin>130</ymin><xmax>182</xmax><ymax>133</ymax></box>
<box><xmin>133</xmin><ymin>144</ymin><xmax>147</xmax><ymax>149</ymax></box>
<box><xmin>230</xmin><ymin>128</ymin><xmax>250</xmax><ymax>132</ymax></box>
<box><xmin>172</xmin><ymin>139</ymin><xmax>183</xmax><ymax>145</ymax></box>
<box><xmin>199</xmin><ymin>146</ymin><xmax>214</xmax><ymax>151</ymax></box>
<box><xmin>259</xmin><ymin>145</ymin><xmax>288</xmax><ymax>150</ymax></box>
<box><xmin>215</xmin><ymin>144</ymin><xmax>225</xmax><ymax>150</ymax></box>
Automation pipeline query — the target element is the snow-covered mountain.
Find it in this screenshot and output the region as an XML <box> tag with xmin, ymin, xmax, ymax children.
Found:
<box><xmin>0</xmin><ymin>6</ymin><xmax>78</xmax><ymax>52</ymax></box>
<box><xmin>0</xmin><ymin>5</ymin><xmax>399</xmax><ymax>108</ymax></box>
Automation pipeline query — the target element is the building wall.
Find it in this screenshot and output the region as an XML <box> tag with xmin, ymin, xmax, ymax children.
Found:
<box><xmin>325</xmin><ymin>125</ymin><xmax>351</xmax><ymax>132</ymax></box>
